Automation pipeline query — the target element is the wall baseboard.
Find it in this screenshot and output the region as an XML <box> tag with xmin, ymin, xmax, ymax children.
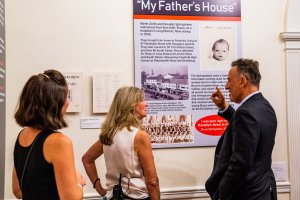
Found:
<box><xmin>83</xmin><ymin>182</ymin><xmax>290</xmax><ymax>200</ymax></box>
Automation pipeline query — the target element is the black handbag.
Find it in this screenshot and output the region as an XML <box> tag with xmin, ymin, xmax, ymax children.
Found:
<box><xmin>111</xmin><ymin>174</ymin><xmax>124</xmax><ymax>200</ymax></box>
<box><xmin>111</xmin><ymin>174</ymin><xmax>151</xmax><ymax>200</ymax></box>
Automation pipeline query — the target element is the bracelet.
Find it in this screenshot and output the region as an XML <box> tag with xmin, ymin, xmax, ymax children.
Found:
<box><xmin>93</xmin><ymin>178</ymin><xmax>100</xmax><ymax>188</ymax></box>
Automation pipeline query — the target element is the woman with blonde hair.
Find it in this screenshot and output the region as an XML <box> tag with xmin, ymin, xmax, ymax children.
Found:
<box><xmin>82</xmin><ymin>86</ymin><xmax>160</xmax><ymax>200</ymax></box>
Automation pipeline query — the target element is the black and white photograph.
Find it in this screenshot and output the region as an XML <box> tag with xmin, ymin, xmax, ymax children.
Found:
<box><xmin>143</xmin><ymin>114</ymin><xmax>194</xmax><ymax>144</ymax></box>
<box><xmin>199</xmin><ymin>22</ymin><xmax>238</xmax><ymax>69</ymax></box>
<box><xmin>141</xmin><ymin>65</ymin><xmax>189</xmax><ymax>101</ymax></box>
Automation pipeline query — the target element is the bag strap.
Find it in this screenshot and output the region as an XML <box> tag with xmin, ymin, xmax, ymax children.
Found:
<box><xmin>119</xmin><ymin>174</ymin><xmax>122</xmax><ymax>185</ymax></box>
<box><xmin>20</xmin><ymin>132</ymin><xmax>42</xmax><ymax>190</ymax></box>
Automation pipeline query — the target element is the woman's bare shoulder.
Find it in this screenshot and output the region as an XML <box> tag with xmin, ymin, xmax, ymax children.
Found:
<box><xmin>46</xmin><ymin>132</ymin><xmax>72</xmax><ymax>145</ymax></box>
<box><xmin>44</xmin><ymin>132</ymin><xmax>73</xmax><ymax>163</ymax></box>
<box><xmin>134</xmin><ymin>130</ymin><xmax>151</xmax><ymax>151</ymax></box>
<box><xmin>135</xmin><ymin>130</ymin><xmax>150</xmax><ymax>141</ymax></box>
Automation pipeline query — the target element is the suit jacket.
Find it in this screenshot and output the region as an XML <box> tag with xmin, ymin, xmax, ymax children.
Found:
<box><xmin>205</xmin><ymin>93</ymin><xmax>277</xmax><ymax>200</ymax></box>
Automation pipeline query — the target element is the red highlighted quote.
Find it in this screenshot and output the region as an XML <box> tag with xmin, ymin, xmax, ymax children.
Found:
<box><xmin>195</xmin><ymin>115</ymin><xmax>228</xmax><ymax>136</ymax></box>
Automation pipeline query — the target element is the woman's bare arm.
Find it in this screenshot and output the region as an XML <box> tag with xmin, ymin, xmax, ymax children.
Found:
<box><xmin>12</xmin><ymin>167</ymin><xmax>22</xmax><ymax>199</ymax></box>
<box><xmin>82</xmin><ymin>140</ymin><xmax>107</xmax><ymax>196</ymax></box>
<box><xmin>44</xmin><ymin>133</ymin><xmax>83</xmax><ymax>200</ymax></box>
<box><xmin>135</xmin><ymin>130</ymin><xmax>160</xmax><ymax>200</ymax></box>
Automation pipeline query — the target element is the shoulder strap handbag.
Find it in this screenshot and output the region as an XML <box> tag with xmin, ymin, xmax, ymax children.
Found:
<box><xmin>112</xmin><ymin>174</ymin><xmax>124</xmax><ymax>200</ymax></box>
<box><xmin>20</xmin><ymin>132</ymin><xmax>42</xmax><ymax>190</ymax></box>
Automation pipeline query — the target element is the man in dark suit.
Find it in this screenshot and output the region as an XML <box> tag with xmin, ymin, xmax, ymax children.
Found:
<box><xmin>205</xmin><ymin>58</ymin><xmax>277</xmax><ymax>200</ymax></box>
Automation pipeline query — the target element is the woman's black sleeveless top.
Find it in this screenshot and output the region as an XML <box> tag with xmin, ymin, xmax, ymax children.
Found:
<box><xmin>14</xmin><ymin>130</ymin><xmax>60</xmax><ymax>200</ymax></box>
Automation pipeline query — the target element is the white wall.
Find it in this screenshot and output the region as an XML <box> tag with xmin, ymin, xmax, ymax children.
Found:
<box><xmin>4</xmin><ymin>0</ymin><xmax>289</xmax><ymax>199</ymax></box>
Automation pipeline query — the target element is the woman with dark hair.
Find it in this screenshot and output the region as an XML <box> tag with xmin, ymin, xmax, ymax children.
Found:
<box><xmin>82</xmin><ymin>86</ymin><xmax>160</xmax><ymax>200</ymax></box>
<box><xmin>12</xmin><ymin>69</ymin><xmax>85</xmax><ymax>200</ymax></box>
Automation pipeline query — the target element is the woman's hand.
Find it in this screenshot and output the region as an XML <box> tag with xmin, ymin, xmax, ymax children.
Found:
<box><xmin>94</xmin><ymin>181</ymin><xmax>107</xmax><ymax>196</ymax></box>
<box><xmin>76</xmin><ymin>170</ymin><xmax>86</xmax><ymax>188</ymax></box>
